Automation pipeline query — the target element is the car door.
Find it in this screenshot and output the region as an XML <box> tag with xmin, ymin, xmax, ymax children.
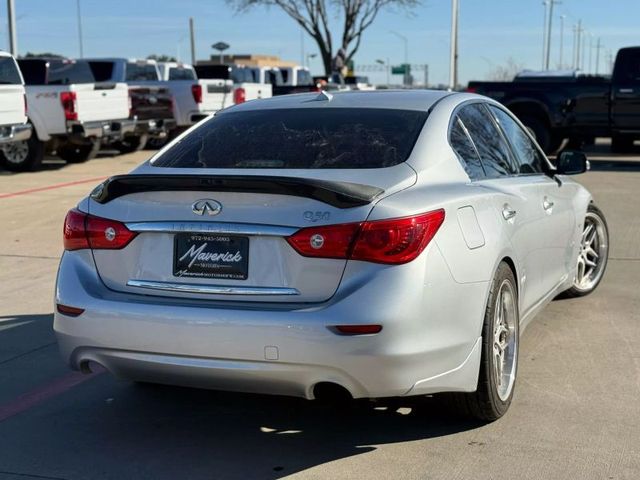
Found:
<box><xmin>488</xmin><ymin>105</ymin><xmax>577</xmax><ymax>295</ymax></box>
<box><xmin>457</xmin><ymin>103</ymin><xmax>549</xmax><ymax>315</ymax></box>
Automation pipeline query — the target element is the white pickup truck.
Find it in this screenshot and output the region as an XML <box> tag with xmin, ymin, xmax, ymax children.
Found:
<box><xmin>194</xmin><ymin>64</ymin><xmax>272</xmax><ymax>106</ymax></box>
<box><xmin>0</xmin><ymin>51</ymin><xmax>32</xmax><ymax>170</ymax></box>
<box><xmin>14</xmin><ymin>58</ymin><xmax>133</xmax><ymax>170</ymax></box>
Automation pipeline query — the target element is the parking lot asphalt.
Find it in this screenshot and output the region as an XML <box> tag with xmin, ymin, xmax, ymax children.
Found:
<box><xmin>0</xmin><ymin>146</ymin><xmax>638</xmax><ymax>480</ymax></box>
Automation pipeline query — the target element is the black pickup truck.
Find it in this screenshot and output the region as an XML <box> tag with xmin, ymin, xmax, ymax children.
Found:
<box><xmin>467</xmin><ymin>46</ymin><xmax>640</xmax><ymax>153</ymax></box>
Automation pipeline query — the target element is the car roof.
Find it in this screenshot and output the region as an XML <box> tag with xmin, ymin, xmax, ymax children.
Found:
<box><xmin>225</xmin><ymin>89</ymin><xmax>454</xmax><ymax>113</ymax></box>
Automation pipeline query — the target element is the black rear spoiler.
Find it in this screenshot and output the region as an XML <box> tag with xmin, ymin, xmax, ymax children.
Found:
<box><xmin>90</xmin><ymin>174</ymin><xmax>384</xmax><ymax>209</ymax></box>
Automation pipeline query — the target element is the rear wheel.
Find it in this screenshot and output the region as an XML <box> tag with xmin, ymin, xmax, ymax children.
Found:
<box><xmin>57</xmin><ymin>140</ymin><xmax>100</xmax><ymax>164</ymax></box>
<box><xmin>448</xmin><ymin>262</ymin><xmax>519</xmax><ymax>421</ymax></box>
<box><xmin>0</xmin><ymin>133</ymin><xmax>45</xmax><ymax>172</ymax></box>
<box><xmin>562</xmin><ymin>204</ymin><xmax>609</xmax><ymax>298</ymax></box>
<box><xmin>520</xmin><ymin>115</ymin><xmax>562</xmax><ymax>154</ymax></box>
<box><xmin>114</xmin><ymin>134</ymin><xmax>148</xmax><ymax>154</ymax></box>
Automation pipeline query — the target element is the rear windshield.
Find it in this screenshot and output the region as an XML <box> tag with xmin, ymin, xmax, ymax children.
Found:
<box><xmin>0</xmin><ymin>56</ymin><xmax>22</xmax><ymax>84</ymax></box>
<box><xmin>151</xmin><ymin>108</ymin><xmax>427</xmax><ymax>169</ymax></box>
<box><xmin>126</xmin><ymin>63</ymin><xmax>158</xmax><ymax>81</ymax></box>
<box><xmin>168</xmin><ymin>67</ymin><xmax>196</xmax><ymax>80</ymax></box>
<box><xmin>19</xmin><ymin>59</ymin><xmax>95</xmax><ymax>85</ymax></box>
<box><xmin>88</xmin><ymin>61</ymin><xmax>114</xmax><ymax>82</ymax></box>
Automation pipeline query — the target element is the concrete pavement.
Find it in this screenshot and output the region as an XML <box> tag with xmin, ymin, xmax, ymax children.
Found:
<box><xmin>0</xmin><ymin>147</ymin><xmax>638</xmax><ymax>480</ymax></box>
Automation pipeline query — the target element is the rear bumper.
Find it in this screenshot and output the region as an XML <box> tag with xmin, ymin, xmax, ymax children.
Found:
<box><xmin>133</xmin><ymin>118</ymin><xmax>177</xmax><ymax>137</ymax></box>
<box><xmin>0</xmin><ymin>123</ymin><xmax>32</xmax><ymax>144</ymax></box>
<box><xmin>54</xmin><ymin>248</ymin><xmax>487</xmax><ymax>399</ymax></box>
<box><xmin>66</xmin><ymin>119</ymin><xmax>136</xmax><ymax>141</ymax></box>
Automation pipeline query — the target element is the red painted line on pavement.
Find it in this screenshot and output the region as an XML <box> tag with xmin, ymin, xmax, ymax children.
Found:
<box><xmin>0</xmin><ymin>366</ymin><xmax>105</xmax><ymax>423</ymax></box>
<box><xmin>0</xmin><ymin>176</ymin><xmax>107</xmax><ymax>200</ymax></box>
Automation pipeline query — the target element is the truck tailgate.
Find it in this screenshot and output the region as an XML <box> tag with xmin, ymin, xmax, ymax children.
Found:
<box><xmin>0</xmin><ymin>85</ymin><xmax>26</xmax><ymax>126</ymax></box>
<box><xmin>73</xmin><ymin>82</ymin><xmax>129</xmax><ymax>122</ymax></box>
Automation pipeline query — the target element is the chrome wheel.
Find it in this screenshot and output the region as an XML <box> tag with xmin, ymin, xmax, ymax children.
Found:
<box><xmin>493</xmin><ymin>279</ymin><xmax>518</xmax><ymax>402</ymax></box>
<box><xmin>574</xmin><ymin>211</ymin><xmax>608</xmax><ymax>292</ymax></box>
<box><xmin>1</xmin><ymin>141</ymin><xmax>29</xmax><ymax>165</ymax></box>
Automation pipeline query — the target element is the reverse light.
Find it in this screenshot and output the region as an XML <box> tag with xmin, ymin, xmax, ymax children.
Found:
<box><xmin>191</xmin><ymin>84</ymin><xmax>202</xmax><ymax>104</ymax></box>
<box><xmin>233</xmin><ymin>87</ymin><xmax>246</xmax><ymax>104</ymax></box>
<box><xmin>286</xmin><ymin>209</ymin><xmax>445</xmax><ymax>265</ymax></box>
<box><xmin>63</xmin><ymin>209</ymin><xmax>137</xmax><ymax>251</ymax></box>
<box><xmin>60</xmin><ymin>91</ymin><xmax>78</xmax><ymax>121</ymax></box>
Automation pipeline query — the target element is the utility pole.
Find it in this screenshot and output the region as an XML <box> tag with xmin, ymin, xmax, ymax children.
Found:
<box><xmin>581</xmin><ymin>27</ymin><xmax>586</xmax><ymax>72</ymax></box>
<box><xmin>7</xmin><ymin>0</ymin><xmax>17</xmax><ymax>56</ymax></box>
<box><xmin>575</xmin><ymin>20</ymin><xmax>583</xmax><ymax>70</ymax></box>
<box><xmin>558</xmin><ymin>14</ymin><xmax>565</xmax><ymax>69</ymax></box>
<box><xmin>594</xmin><ymin>37</ymin><xmax>602</xmax><ymax>75</ymax></box>
<box><xmin>449</xmin><ymin>0</ymin><xmax>459</xmax><ymax>90</ymax></box>
<box><xmin>544</xmin><ymin>0</ymin><xmax>560</xmax><ymax>70</ymax></box>
<box><xmin>189</xmin><ymin>17</ymin><xmax>196</xmax><ymax>65</ymax></box>
<box><xmin>76</xmin><ymin>0</ymin><xmax>84</xmax><ymax>57</ymax></box>
<box><xmin>542</xmin><ymin>1</ymin><xmax>549</xmax><ymax>69</ymax></box>
<box><xmin>588</xmin><ymin>34</ymin><xmax>593</xmax><ymax>73</ymax></box>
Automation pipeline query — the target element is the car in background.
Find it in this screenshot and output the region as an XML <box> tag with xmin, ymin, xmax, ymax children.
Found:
<box><xmin>0</xmin><ymin>51</ymin><xmax>32</xmax><ymax>170</ymax></box>
<box><xmin>194</xmin><ymin>64</ymin><xmax>272</xmax><ymax>105</ymax></box>
<box><xmin>467</xmin><ymin>46</ymin><xmax>640</xmax><ymax>153</ymax></box>
<box><xmin>11</xmin><ymin>58</ymin><xmax>132</xmax><ymax>171</ymax></box>
<box><xmin>54</xmin><ymin>90</ymin><xmax>608</xmax><ymax>422</ymax></box>
<box><xmin>87</xmin><ymin>58</ymin><xmax>176</xmax><ymax>152</ymax></box>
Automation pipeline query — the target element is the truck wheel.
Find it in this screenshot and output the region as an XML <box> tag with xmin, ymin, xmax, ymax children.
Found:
<box><xmin>0</xmin><ymin>134</ymin><xmax>45</xmax><ymax>172</ymax></box>
<box><xmin>520</xmin><ymin>115</ymin><xmax>562</xmax><ymax>154</ymax></box>
<box><xmin>144</xmin><ymin>136</ymin><xmax>169</xmax><ymax>150</ymax></box>
<box><xmin>114</xmin><ymin>134</ymin><xmax>148</xmax><ymax>154</ymax></box>
<box><xmin>57</xmin><ymin>140</ymin><xmax>100</xmax><ymax>164</ymax></box>
<box><xmin>611</xmin><ymin>134</ymin><xmax>635</xmax><ymax>153</ymax></box>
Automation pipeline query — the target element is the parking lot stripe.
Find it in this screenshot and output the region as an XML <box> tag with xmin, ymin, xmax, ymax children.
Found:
<box><xmin>0</xmin><ymin>367</ymin><xmax>104</xmax><ymax>423</ymax></box>
<box><xmin>0</xmin><ymin>176</ymin><xmax>107</xmax><ymax>200</ymax></box>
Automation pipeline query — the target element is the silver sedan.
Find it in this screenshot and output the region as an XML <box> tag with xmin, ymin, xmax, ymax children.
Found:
<box><xmin>54</xmin><ymin>90</ymin><xmax>608</xmax><ymax>421</ymax></box>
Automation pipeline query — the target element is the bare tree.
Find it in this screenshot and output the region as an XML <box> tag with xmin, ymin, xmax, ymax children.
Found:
<box><xmin>229</xmin><ymin>0</ymin><xmax>417</xmax><ymax>75</ymax></box>
<box><xmin>486</xmin><ymin>57</ymin><xmax>525</xmax><ymax>81</ymax></box>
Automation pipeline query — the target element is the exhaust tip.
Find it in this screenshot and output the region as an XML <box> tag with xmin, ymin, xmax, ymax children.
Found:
<box><xmin>312</xmin><ymin>382</ymin><xmax>353</xmax><ymax>403</ymax></box>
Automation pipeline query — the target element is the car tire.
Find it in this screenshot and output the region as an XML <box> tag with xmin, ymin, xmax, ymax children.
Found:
<box><xmin>57</xmin><ymin>140</ymin><xmax>100</xmax><ymax>164</ymax></box>
<box><xmin>0</xmin><ymin>133</ymin><xmax>45</xmax><ymax>172</ymax></box>
<box><xmin>114</xmin><ymin>134</ymin><xmax>148</xmax><ymax>154</ymax></box>
<box><xmin>447</xmin><ymin>262</ymin><xmax>520</xmax><ymax>422</ymax></box>
<box><xmin>561</xmin><ymin>204</ymin><xmax>609</xmax><ymax>298</ymax></box>
<box><xmin>611</xmin><ymin>134</ymin><xmax>634</xmax><ymax>153</ymax></box>
<box><xmin>520</xmin><ymin>115</ymin><xmax>562</xmax><ymax>154</ymax></box>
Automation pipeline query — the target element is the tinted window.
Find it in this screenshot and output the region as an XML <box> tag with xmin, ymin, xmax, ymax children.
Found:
<box><xmin>489</xmin><ymin>106</ymin><xmax>546</xmax><ymax>174</ymax></box>
<box><xmin>152</xmin><ymin>108</ymin><xmax>427</xmax><ymax>169</ymax></box>
<box><xmin>87</xmin><ymin>61</ymin><xmax>115</xmax><ymax>82</ymax></box>
<box><xmin>194</xmin><ymin>65</ymin><xmax>231</xmax><ymax>80</ymax></box>
<box><xmin>168</xmin><ymin>67</ymin><xmax>196</xmax><ymax>80</ymax></box>
<box><xmin>0</xmin><ymin>56</ymin><xmax>22</xmax><ymax>84</ymax></box>
<box><xmin>47</xmin><ymin>60</ymin><xmax>95</xmax><ymax>84</ymax></box>
<box><xmin>126</xmin><ymin>63</ymin><xmax>159</xmax><ymax>81</ymax></box>
<box><xmin>459</xmin><ymin>104</ymin><xmax>517</xmax><ymax>178</ymax></box>
<box><xmin>450</xmin><ymin>117</ymin><xmax>485</xmax><ymax>180</ymax></box>
<box><xmin>230</xmin><ymin>67</ymin><xmax>255</xmax><ymax>83</ymax></box>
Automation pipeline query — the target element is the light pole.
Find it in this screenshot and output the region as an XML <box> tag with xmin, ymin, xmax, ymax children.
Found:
<box><xmin>76</xmin><ymin>0</ymin><xmax>84</xmax><ymax>57</ymax></box>
<box><xmin>449</xmin><ymin>0</ymin><xmax>459</xmax><ymax>90</ymax></box>
<box><xmin>390</xmin><ymin>30</ymin><xmax>409</xmax><ymax>86</ymax></box>
<box><xmin>376</xmin><ymin>58</ymin><xmax>390</xmax><ymax>86</ymax></box>
<box><xmin>594</xmin><ymin>37</ymin><xmax>602</xmax><ymax>75</ymax></box>
<box><xmin>7</xmin><ymin>0</ymin><xmax>17</xmax><ymax>56</ymax></box>
<box><xmin>544</xmin><ymin>0</ymin><xmax>559</xmax><ymax>70</ymax></box>
<box><xmin>558</xmin><ymin>14</ymin><xmax>565</xmax><ymax>68</ymax></box>
<box><xmin>542</xmin><ymin>1</ymin><xmax>548</xmax><ymax>69</ymax></box>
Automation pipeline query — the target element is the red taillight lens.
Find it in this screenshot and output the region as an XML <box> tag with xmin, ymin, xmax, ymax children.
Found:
<box><xmin>286</xmin><ymin>209</ymin><xmax>445</xmax><ymax>265</ymax></box>
<box><xmin>60</xmin><ymin>91</ymin><xmax>77</xmax><ymax>121</ymax></box>
<box><xmin>191</xmin><ymin>84</ymin><xmax>202</xmax><ymax>104</ymax></box>
<box><xmin>63</xmin><ymin>209</ymin><xmax>137</xmax><ymax>251</ymax></box>
<box><xmin>465</xmin><ymin>86</ymin><xmax>477</xmax><ymax>93</ymax></box>
<box><xmin>233</xmin><ymin>87</ymin><xmax>246</xmax><ymax>104</ymax></box>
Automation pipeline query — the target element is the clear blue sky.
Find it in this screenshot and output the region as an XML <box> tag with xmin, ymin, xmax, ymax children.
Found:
<box><xmin>1</xmin><ymin>0</ymin><xmax>639</xmax><ymax>85</ymax></box>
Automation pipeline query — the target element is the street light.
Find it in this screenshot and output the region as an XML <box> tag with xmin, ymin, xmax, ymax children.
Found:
<box><xmin>389</xmin><ymin>31</ymin><xmax>409</xmax><ymax>86</ymax></box>
<box><xmin>376</xmin><ymin>58</ymin><xmax>390</xmax><ymax>86</ymax></box>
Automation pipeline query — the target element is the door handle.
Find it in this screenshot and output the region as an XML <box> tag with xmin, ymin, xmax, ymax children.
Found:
<box><xmin>618</xmin><ymin>88</ymin><xmax>634</xmax><ymax>94</ymax></box>
<box><xmin>502</xmin><ymin>205</ymin><xmax>517</xmax><ymax>221</ymax></box>
<box><xmin>543</xmin><ymin>198</ymin><xmax>555</xmax><ymax>211</ymax></box>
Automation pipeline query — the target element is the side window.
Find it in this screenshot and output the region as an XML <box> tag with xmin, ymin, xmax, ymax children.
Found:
<box><xmin>458</xmin><ymin>104</ymin><xmax>517</xmax><ymax>178</ymax></box>
<box><xmin>450</xmin><ymin>117</ymin><xmax>486</xmax><ymax>180</ymax></box>
<box><xmin>489</xmin><ymin>106</ymin><xmax>546</xmax><ymax>174</ymax></box>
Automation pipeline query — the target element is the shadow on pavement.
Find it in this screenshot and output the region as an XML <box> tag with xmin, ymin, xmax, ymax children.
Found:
<box><xmin>588</xmin><ymin>159</ymin><xmax>640</xmax><ymax>172</ymax></box>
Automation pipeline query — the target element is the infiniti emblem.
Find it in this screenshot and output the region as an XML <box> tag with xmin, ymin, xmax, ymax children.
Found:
<box><xmin>192</xmin><ymin>199</ymin><xmax>222</xmax><ymax>216</ymax></box>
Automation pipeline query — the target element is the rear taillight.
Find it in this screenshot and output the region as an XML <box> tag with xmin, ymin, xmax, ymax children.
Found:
<box><xmin>191</xmin><ymin>84</ymin><xmax>202</xmax><ymax>104</ymax></box>
<box><xmin>465</xmin><ymin>86</ymin><xmax>477</xmax><ymax>93</ymax></box>
<box><xmin>286</xmin><ymin>209</ymin><xmax>445</xmax><ymax>265</ymax></box>
<box><xmin>63</xmin><ymin>209</ymin><xmax>137</xmax><ymax>251</ymax></box>
<box><xmin>233</xmin><ymin>87</ymin><xmax>246</xmax><ymax>104</ymax></box>
<box><xmin>60</xmin><ymin>91</ymin><xmax>77</xmax><ymax>121</ymax></box>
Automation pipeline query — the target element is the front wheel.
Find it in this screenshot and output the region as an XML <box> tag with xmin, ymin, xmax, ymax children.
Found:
<box><xmin>562</xmin><ymin>204</ymin><xmax>609</xmax><ymax>297</ymax></box>
<box><xmin>447</xmin><ymin>262</ymin><xmax>519</xmax><ymax>421</ymax></box>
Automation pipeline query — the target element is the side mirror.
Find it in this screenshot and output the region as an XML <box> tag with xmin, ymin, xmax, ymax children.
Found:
<box><xmin>556</xmin><ymin>151</ymin><xmax>589</xmax><ymax>175</ymax></box>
